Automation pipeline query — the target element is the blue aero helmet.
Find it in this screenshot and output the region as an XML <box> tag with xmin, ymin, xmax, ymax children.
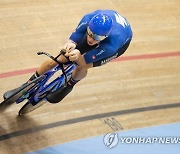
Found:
<box><xmin>88</xmin><ymin>14</ymin><xmax>113</xmax><ymax>41</ymax></box>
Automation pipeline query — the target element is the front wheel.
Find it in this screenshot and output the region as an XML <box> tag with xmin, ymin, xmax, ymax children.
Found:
<box><xmin>18</xmin><ymin>100</ymin><xmax>46</xmax><ymax>116</ymax></box>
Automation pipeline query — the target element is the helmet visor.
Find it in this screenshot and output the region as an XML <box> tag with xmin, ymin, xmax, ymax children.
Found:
<box><xmin>87</xmin><ymin>27</ymin><xmax>107</xmax><ymax>41</ymax></box>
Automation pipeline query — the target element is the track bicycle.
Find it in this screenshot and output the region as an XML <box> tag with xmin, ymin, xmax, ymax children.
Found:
<box><xmin>0</xmin><ymin>51</ymin><xmax>76</xmax><ymax>115</ymax></box>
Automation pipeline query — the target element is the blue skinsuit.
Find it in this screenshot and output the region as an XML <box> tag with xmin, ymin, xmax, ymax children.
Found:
<box><xmin>69</xmin><ymin>10</ymin><xmax>133</xmax><ymax>66</ymax></box>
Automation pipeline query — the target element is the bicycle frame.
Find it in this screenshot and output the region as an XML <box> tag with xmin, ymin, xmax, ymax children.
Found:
<box><xmin>16</xmin><ymin>52</ymin><xmax>76</xmax><ymax>105</ymax></box>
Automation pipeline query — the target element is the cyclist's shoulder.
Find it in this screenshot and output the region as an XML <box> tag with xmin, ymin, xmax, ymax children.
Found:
<box><xmin>99</xmin><ymin>32</ymin><xmax>131</xmax><ymax>51</ymax></box>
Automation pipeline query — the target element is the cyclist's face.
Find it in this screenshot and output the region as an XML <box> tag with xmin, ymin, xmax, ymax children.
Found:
<box><xmin>87</xmin><ymin>34</ymin><xmax>100</xmax><ymax>46</ymax></box>
<box><xmin>86</xmin><ymin>27</ymin><xmax>107</xmax><ymax>46</ymax></box>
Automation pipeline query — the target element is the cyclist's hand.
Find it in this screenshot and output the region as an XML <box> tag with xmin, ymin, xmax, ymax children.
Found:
<box><xmin>65</xmin><ymin>49</ymin><xmax>80</xmax><ymax>61</ymax></box>
<box><xmin>63</xmin><ymin>40</ymin><xmax>76</xmax><ymax>52</ymax></box>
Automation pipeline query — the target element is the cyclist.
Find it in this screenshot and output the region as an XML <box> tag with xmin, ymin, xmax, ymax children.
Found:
<box><xmin>4</xmin><ymin>9</ymin><xmax>133</xmax><ymax>103</ymax></box>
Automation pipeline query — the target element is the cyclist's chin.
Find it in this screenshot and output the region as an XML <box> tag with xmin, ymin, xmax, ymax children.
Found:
<box><xmin>87</xmin><ymin>40</ymin><xmax>98</xmax><ymax>46</ymax></box>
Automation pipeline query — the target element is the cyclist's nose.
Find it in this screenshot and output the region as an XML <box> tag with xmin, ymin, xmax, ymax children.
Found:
<box><xmin>87</xmin><ymin>35</ymin><xmax>98</xmax><ymax>44</ymax></box>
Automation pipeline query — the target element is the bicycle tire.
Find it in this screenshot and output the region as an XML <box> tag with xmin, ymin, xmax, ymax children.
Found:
<box><xmin>0</xmin><ymin>75</ymin><xmax>46</xmax><ymax>113</ymax></box>
<box><xmin>18</xmin><ymin>100</ymin><xmax>46</xmax><ymax>116</ymax></box>
<box><xmin>0</xmin><ymin>99</ymin><xmax>17</xmax><ymax>113</ymax></box>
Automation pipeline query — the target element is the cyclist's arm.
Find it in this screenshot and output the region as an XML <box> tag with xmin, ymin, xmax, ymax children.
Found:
<box><xmin>83</xmin><ymin>41</ymin><xmax>118</xmax><ymax>64</ymax></box>
<box><xmin>63</xmin><ymin>14</ymin><xmax>91</xmax><ymax>52</ymax></box>
<box><xmin>69</xmin><ymin>14</ymin><xmax>91</xmax><ymax>44</ymax></box>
